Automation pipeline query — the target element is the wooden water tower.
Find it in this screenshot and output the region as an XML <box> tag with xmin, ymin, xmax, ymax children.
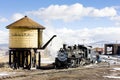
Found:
<box><xmin>6</xmin><ymin>16</ymin><xmax>45</xmax><ymax>69</ymax></box>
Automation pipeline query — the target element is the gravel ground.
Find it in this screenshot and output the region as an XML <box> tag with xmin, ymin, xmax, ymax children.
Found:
<box><xmin>0</xmin><ymin>62</ymin><xmax>119</xmax><ymax>80</ymax></box>
<box><xmin>1</xmin><ymin>55</ymin><xmax>120</xmax><ymax>80</ymax></box>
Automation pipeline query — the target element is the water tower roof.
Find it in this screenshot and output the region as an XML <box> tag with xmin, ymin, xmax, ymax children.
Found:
<box><xmin>6</xmin><ymin>16</ymin><xmax>45</xmax><ymax>29</ymax></box>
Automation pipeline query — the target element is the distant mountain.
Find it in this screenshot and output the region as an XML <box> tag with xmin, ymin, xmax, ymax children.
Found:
<box><xmin>0</xmin><ymin>44</ymin><xmax>9</xmax><ymax>56</ymax></box>
<box><xmin>0</xmin><ymin>44</ymin><xmax>8</xmax><ymax>49</ymax></box>
<box><xmin>89</xmin><ymin>40</ymin><xmax>120</xmax><ymax>45</ymax></box>
<box><xmin>88</xmin><ymin>40</ymin><xmax>120</xmax><ymax>48</ymax></box>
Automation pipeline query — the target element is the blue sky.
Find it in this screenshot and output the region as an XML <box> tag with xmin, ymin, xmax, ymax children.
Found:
<box><xmin>0</xmin><ymin>0</ymin><xmax>120</xmax><ymax>29</ymax></box>
<box><xmin>0</xmin><ymin>0</ymin><xmax>120</xmax><ymax>46</ymax></box>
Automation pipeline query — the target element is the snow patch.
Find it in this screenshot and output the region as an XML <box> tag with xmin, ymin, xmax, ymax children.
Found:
<box><xmin>84</xmin><ymin>64</ymin><xmax>95</xmax><ymax>68</ymax></box>
<box><xmin>100</xmin><ymin>55</ymin><xmax>120</xmax><ymax>65</ymax></box>
<box><xmin>0</xmin><ymin>72</ymin><xmax>8</xmax><ymax>76</ymax></box>
<box><xmin>104</xmin><ymin>76</ymin><xmax>120</xmax><ymax>79</ymax></box>
<box><xmin>113</xmin><ymin>68</ymin><xmax>120</xmax><ymax>71</ymax></box>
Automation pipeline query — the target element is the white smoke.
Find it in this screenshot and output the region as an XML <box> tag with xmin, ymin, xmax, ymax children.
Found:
<box><xmin>42</xmin><ymin>26</ymin><xmax>63</xmax><ymax>58</ymax></box>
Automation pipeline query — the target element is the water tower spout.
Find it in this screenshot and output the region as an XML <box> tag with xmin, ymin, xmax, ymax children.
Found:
<box><xmin>40</xmin><ymin>35</ymin><xmax>57</xmax><ymax>49</ymax></box>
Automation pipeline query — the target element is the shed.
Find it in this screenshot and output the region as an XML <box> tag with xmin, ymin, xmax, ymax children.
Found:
<box><xmin>104</xmin><ymin>44</ymin><xmax>120</xmax><ymax>55</ymax></box>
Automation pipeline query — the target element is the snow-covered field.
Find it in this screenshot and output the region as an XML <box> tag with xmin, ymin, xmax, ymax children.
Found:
<box><xmin>103</xmin><ymin>67</ymin><xmax>120</xmax><ymax>79</ymax></box>
<box><xmin>100</xmin><ymin>55</ymin><xmax>120</xmax><ymax>65</ymax></box>
<box><xmin>99</xmin><ymin>55</ymin><xmax>120</xmax><ymax>79</ymax></box>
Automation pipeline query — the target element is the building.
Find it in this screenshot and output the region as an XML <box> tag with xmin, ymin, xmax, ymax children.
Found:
<box><xmin>104</xmin><ymin>44</ymin><xmax>120</xmax><ymax>55</ymax></box>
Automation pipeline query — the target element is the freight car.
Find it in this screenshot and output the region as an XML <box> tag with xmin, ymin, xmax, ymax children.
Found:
<box><xmin>55</xmin><ymin>44</ymin><xmax>93</xmax><ymax>68</ymax></box>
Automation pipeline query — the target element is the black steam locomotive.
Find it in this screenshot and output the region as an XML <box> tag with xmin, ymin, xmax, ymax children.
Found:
<box><xmin>55</xmin><ymin>44</ymin><xmax>92</xmax><ymax>68</ymax></box>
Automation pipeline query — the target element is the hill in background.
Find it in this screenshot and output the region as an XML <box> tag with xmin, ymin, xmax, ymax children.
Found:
<box><xmin>0</xmin><ymin>44</ymin><xmax>8</xmax><ymax>56</ymax></box>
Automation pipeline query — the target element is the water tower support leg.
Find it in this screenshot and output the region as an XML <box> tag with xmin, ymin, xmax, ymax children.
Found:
<box><xmin>38</xmin><ymin>52</ymin><xmax>41</xmax><ymax>69</ymax></box>
<box><xmin>9</xmin><ymin>50</ymin><xmax>11</xmax><ymax>66</ymax></box>
<box><xmin>22</xmin><ymin>51</ymin><xmax>24</xmax><ymax>68</ymax></box>
<box><xmin>18</xmin><ymin>52</ymin><xmax>20</xmax><ymax>69</ymax></box>
<box><xmin>30</xmin><ymin>51</ymin><xmax>31</xmax><ymax>69</ymax></box>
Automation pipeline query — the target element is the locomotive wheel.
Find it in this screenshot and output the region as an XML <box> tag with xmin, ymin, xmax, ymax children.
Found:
<box><xmin>70</xmin><ymin>59</ymin><xmax>77</xmax><ymax>68</ymax></box>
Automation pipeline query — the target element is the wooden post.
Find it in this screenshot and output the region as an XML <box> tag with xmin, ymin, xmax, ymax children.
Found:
<box><xmin>38</xmin><ymin>52</ymin><xmax>41</xmax><ymax>68</ymax></box>
<box><xmin>28</xmin><ymin>50</ymin><xmax>31</xmax><ymax>69</ymax></box>
<box><xmin>22</xmin><ymin>51</ymin><xmax>24</xmax><ymax>68</ymax></box>
<box><xmin>104</xmin><ymin>44</ymin><xmax>107</xmax><ymax>55</ymax></box>
<box><xmin>9</xmin><ymin>50</ymin><xmax>11</xmax><ymax>66</ymax></box>
<box><xmin>13</xmin><ymin>51</ymin><xmax>17</xmax><ymax>69</ymax></box>
<box><xmin>30</xmin><ymin>51</ymin><xmax>31</xmax><ymax>69</ymax></box>
<box><xmin>26</xmin><ymin>51</ymin><xmax>28</xmax><ymax>68</ymax></box>
<box><xmin>18</xmin><ymin>51</ymin><xmax>20</xmax><ymax>69</ymax></box>
<box><xmin>112</xmin><ymin>45</ymin><xmax>114</xmax><ymax>55</ymax></box>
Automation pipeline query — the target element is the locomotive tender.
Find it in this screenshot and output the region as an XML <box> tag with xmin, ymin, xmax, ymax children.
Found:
<box><xmin>55</xmin><ymin>44</ymin><xmax>93</xmax><ymax>68</ymax></box>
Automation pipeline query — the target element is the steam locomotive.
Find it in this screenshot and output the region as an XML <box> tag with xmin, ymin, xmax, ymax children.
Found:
<box><xmin>55</xmin><ymin>44</ymin><xmax>93</xmax><ymax>68</ymax></box>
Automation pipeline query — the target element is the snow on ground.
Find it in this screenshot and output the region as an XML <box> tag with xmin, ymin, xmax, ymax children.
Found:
<box><xmin>100</xmin><ymin>55</ymin><xmax>120</xmax><ymax>79</ymax></box>
<box><xmin>113</xmin><ymin>68</ymin><xmax>120</xmax><ymax>71</ymax></box>
<box><xmin>100</xmin><ymin>55</ymin><xmax>120</xmax><ymax>65</ymax></box>
<box><xmin>104</xmin><ymin>76</ymin><xmax>120</xmax><ymax>79</ymax></box>
<box><xmin>0</xmin><ymin>72</ymin><xmax>8</xmax><ymax>76</ymax></box>
<box><xmin>84</xmin><ymin>64</ymin><xmax>98</xmax><ymax>68</ymax></box>
<box><xmin>110</xmin><ymin>68</ymin><xmax>120</xmax><ymax>72</ymax></box>
<box><xmin>85</xmin><ymin>54</ymin><xmax>120</xmax><ymax>68</ymax></box>
<box><xmin>0</xmin><ymin>72</ymin><xmax>17</xmax><ymax>77</ymax></box>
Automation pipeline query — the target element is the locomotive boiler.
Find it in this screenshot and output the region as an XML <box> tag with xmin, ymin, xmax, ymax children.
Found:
<box><xmin>55</xmin><ymin>44</ymin><xmax>92</xmax><ymax>68</ymax></box>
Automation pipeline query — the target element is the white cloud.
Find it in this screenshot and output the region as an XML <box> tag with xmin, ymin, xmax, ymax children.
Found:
<box><xmin>91</xmin><ymin>7</ymin><xmax>117</xmax><ymax>17</ymax></box>
<box><xmin>42</xmin><ymin>26</ymin><xmax>120</xmax><ymax>57</ymax></box>
<box><xmin>12</xmin><ymin>13</ymin><xmax>24</xmax><ymax>21</ymax></box>
<box><xmin>27</xmin><ymin>3</ymin><xmax>117</xmax><ymax>22</ymax></box>
<box><xmin>111</xmin><ymin>16</ymin><xmax>120</xmax><ymax>26</ymax></box>
<box><xmin>0</xmin><ymin>17</ymin><xmax>8</xmax><ymax>22</ymax></box>
<box><xmin>44</xmin><ymin>26</ymin><xmax>120</xmax><ymax>46</ymax></box>
<box><xmin>112</xmin><ymin>16</ymin><xmax>120</xmax><ymax>21</ymax></box>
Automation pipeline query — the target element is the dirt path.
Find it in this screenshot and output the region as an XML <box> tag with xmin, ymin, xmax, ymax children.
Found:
<box><xmin>2</xmin><ymin>62</ymin><xmax>120</xmax><ymax>80</ymax></box>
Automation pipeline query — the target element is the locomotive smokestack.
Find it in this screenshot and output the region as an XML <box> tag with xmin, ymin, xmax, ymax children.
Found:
<box><xmin>63</xmin><ymin>44</ymin><xmax>67</xmax><ymax>50</ymax></box>
<box><xmin>74</xmin><ymin>44</ymin><xmax>77</xmax><ymax>50</ymax></box>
